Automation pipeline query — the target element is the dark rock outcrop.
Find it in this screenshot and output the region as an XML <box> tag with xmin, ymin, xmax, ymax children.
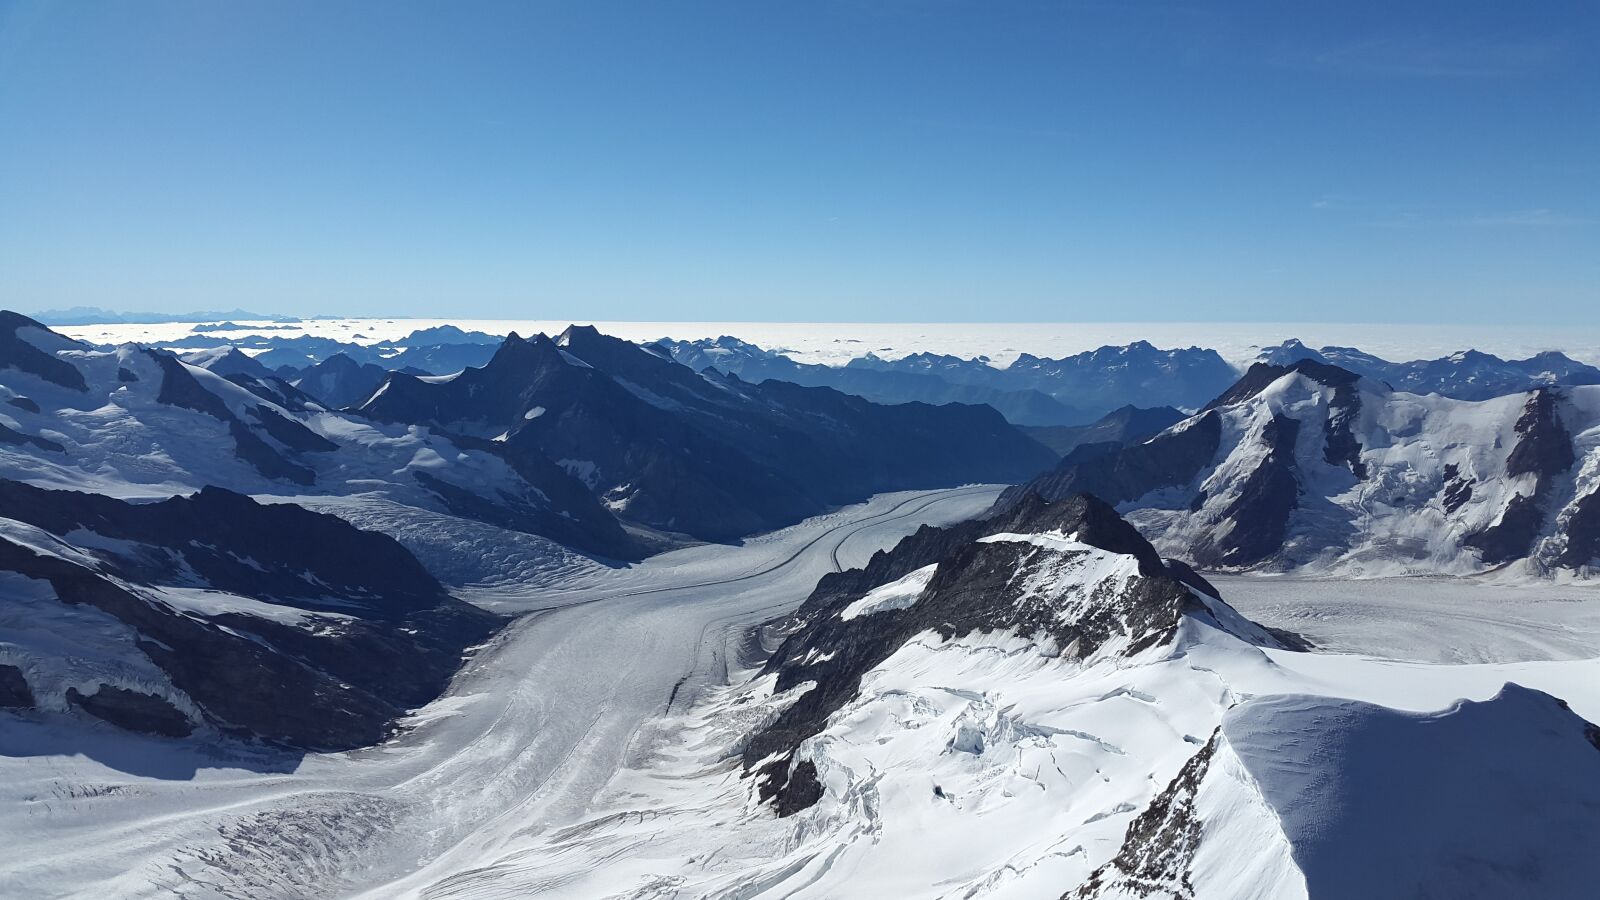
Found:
<box><xmin>1442</xmin><ymin>463</ymin><xmax>1474</xmax><ymax>514</ymax></box>
<box><xmin>0</xmin><ymin>664</ymin><xmax>34</xmax><ymax>709</ymax></box>
<box><xmin>0</xmin><ymin>311</ymin><xmax>87</xmax><ymax>391</ymax></box>
<box><xmin>1068</xmin><ymin>732</ymin><xmax>1218</xmax><ymax>900</ymax></box>
<box><xmin>1559</xmin><ymin>488</ymin><xmax>1600</xmax><ymax>568</ymax></box>
<box><xmin>1190</xmin><ymin>415</ymin><xmax>1300</xmax><ymax>568</ymax></box>
<box><xmin>1467</xmin><ymin>389</ymin><xmax>1574</xmax><ymax>566</ymax></box>
<box><xmin>67</xmin><ymin>685</ymin><xmax>193</xmax><ymax>737</ymax></box>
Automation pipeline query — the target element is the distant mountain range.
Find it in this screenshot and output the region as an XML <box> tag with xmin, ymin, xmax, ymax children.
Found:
<box><xmin>29</xmin><ymin>307</ymin><xmax>307</xmax><ymax>326</ymax></box>
<box><xmin>1259</xmin><ymin>338</ymin><xmax>1600</xmax><ymax>400</ymax></box>
<box><xmin>659</xmin><ymin>336</ymin><xmax>1238</xmax><ymax>424</ymax></box>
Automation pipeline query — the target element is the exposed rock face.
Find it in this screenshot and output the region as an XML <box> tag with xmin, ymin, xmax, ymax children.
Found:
<box><xmin>1075</xmin><ymin>685</ymin><xmax>1600</xmax><ymax>900</ymax></box>
<box><xmin>0</xmin><ymin>479</ymin><xmax>500</xmax><ymax>749</ymax></box>
<box><xmin>1442</xmin><ymin>463</ymin><xmax>1474</xmax><ymax>514</ymax></box>
<box><xmin>1189</xmin><ymin>415</ymin><xmax>1299</xmax><ymax>568</ymax></box>
<box><xmin>1559</xmin><ymin>488</ymin><xmax>1600</xmax><ymax>568</ymax></box>
<box><xmin>0</xmin><ymin>310</ymin><xmax>87</xmax><ymax>392</ymax></box>
<box><xmin>0</xmin><ymin>420</ymin><xmax>65</xmax><ymax>453</ymax></box>
<box><xmin>66</xmin><ymin>685</ymin><xmax>193</xmax><ymax>737</ymax></box>
<box><xmin>1466</xmin><ymin>388</ymin><xmax>1575</xmax><ymax>566</ymax></box>
<box><xmin>1068</xmin><ymin>732</ymin><xmax>1217</xmax><ymax>900</ymax></box>
<box><xmin>744</xmin><ymin>492</ymin><xmax>1269</xmax><ymax>815</ymax></box>
<box><xmin>0</xmin><ymin>664</ymin><xmax>34</xmax><ymax>709</ymax></box>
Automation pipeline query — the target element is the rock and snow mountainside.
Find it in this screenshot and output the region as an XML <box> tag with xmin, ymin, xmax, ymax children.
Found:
<box><xmin>0</xmin><ymin>312</ymin><xmax>637</xmax><ymax>559</ymax></box>
<box><xmin>0</xmin><ymin>478</ymin><xmax>498</xmax><ymax>749</ymax></box>
<box><xmin>1003</xmin><ymin>359</ymin><xmax>1600</xmax><ymax>575</ymax></box>
<box><xmin>1076</xmin><ymin>684</ymin><xmax>1600</xmax><ymax>900</ymax></box>
<box><xmin>487</xmin><ymin>491</ymin><xmax>1599</xmax><ymax>899</ymax></box>
<box><xmin>1261</xmin><ymin>337</ymin><xmax>1600</xmax><ymax>400</ymax></box>
<box><xmin>745</xmin><ymin>492</ymin><xmax>1280</xmax><ymax>814</ymax></box>
<box><xmin>360</xmin><ymin>325</ymin><xmax>1056</xmax><ymax>542</ymax></box>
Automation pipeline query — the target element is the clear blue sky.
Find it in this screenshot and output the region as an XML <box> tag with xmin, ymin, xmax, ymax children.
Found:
<box><xmin>1</xmin><ymin>1</ymin><xmax>1595</xmax><ymax>322</ymax></box>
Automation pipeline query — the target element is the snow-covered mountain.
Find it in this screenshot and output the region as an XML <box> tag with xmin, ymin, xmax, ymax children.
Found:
<box><xmin>360</xmin><ymin>325</ymin><xmax>1057</xmax><ymax>542</ymax></box>
<box><xmin>1003</xmin><ymin>359</ymin><xmax>1600</xmax><ymax>576</ymax></box>
<box><xmin>1261</xmin><ymin>337</ymin><xmax>1600</xmax><ymax>400</ymax></box>
<box><xmin>0</xmin><ymin>477</ymin><xmax>498</xmax><ymax>749</ymax></box>
<box><xmin>0</xmin><ymin>312</ymin><xmax>637</xmax><ymax>558</ymax></box>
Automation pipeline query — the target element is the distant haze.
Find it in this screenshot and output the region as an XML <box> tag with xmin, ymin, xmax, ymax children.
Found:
<box><xmin>52</xmin><ymin>319</ymin><xmax>1600</xmax><ymax>369</ymax></box>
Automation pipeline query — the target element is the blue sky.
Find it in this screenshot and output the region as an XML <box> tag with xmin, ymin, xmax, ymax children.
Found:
<box><xmin>1</xmin><ymin>1</ymin><xmax>1595</xmax><ymax>322</ymax></box>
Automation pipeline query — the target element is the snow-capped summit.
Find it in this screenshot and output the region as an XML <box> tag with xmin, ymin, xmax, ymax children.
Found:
<box><xmin>179</xmin><ymin>345</ymin><xmax>274</xmax><ymax>380</ymax></box>
<box><xmin>1004</xmin><ymin>359</ymin><xmax>1600</xmax><ymax>575</ymax></box>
